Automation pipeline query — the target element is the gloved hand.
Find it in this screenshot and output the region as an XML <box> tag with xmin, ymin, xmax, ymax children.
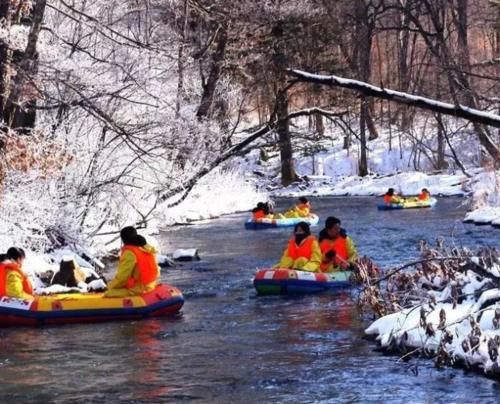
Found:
<box><xmin>325</xmin><ymin>250</ymin><xmax>336</xmax><ymax>261</ymax></box>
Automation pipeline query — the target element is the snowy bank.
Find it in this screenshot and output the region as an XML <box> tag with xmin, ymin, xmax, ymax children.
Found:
<box><xmin>270</xmin><ymin>171</ymin><xmax>466</xmax><ymax>198</ymax></box>
<box><xmin>360</xmin><ymin>243</ymin><xmax>500</xmax><ymax>376</ymax></box>
<box><xmin>463</xmin><ymin>171</ymin><xmax>500</xmax><ymax>227</ymax></box>
<box><xmin>156</xmin><ymin>169</ymin><xmax>267</xmax><ymax>227</ymax></box>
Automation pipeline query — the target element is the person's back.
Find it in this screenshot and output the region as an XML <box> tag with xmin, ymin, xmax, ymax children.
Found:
<box><xmin>252</xmin><ymin>202</ymin><xmax>267</xmax><ymax>220</ymax></box>
<box><xmin>105</xmin><ymin>228</ymin><xmax>159</xmax><ymax>297</ymax></box>
<box><xmin>383</xmin><ymin>193</ymin><xmax>393</xmax><ymax>204</ymax></box>
<box><xmin>383</xmin><ymin>188</ymin><xmax>401</xmax><ymax>204</ymax></box>
<box><xmin>252</xmin><ymin>207</ymin><xmax>265</xmax><ymax>220</ymax></box>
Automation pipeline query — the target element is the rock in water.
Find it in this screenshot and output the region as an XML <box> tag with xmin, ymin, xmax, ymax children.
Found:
<box><xmin>173</xmin><ymin>248</ymin><xmax>200</xmax><ymax>262</ymax></box>
<box><xmin>157</xmin><ymin>254</ymin><xmax>176</xmax><ymax>267</ymax></box>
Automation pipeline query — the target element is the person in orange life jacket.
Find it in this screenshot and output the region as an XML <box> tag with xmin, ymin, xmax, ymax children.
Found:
<box><xmin>274</xmin><ymin>222</ymin><xmax>321</xmax><ymax>272</ymax></box>
<box><xmin>418</xmin><ymin>188</ymin><xmax>431</xmax><ymax>201</ymax></box>
<box><xmin>105</xmin><ymin>226</ymin><xmax>160</xmax><ymax>297</ymax></box>
<box><xmin>252</xmin><ymin>202</ymin><xmax>266</xmax><ymax>220</ymax></box>
<box><xmin>252</xmin><ymin>202</ymin><xmax>273</xmax><ymax>220</ymax></box>
<box><xmin>383</xmin><ymin>188</ymin><xmax>402</xmax><ymax>205</ymax></box>
<box><xmin>0</xmin><ymin>247</ymin><xmax>34</xmax><ymax>300</ymax></box>
<box><xmin>318</xmin><ymin>216</ymin><xmax>357</xmax><ymax>273</ymax></box>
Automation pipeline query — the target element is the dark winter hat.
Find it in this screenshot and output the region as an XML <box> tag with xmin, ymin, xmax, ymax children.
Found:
<box><xmin>135</xmin><ymin>235</ymin><xmax>147</xmax><ymax>247</ymax></box>
<box><xmin>6</xmin><ymin>247</ymin><xmax>25</xmax><ymax>261</ymax></box>
<box><xmin>120</xmin><ymin>226</ymin><xmax>138</xmax><ymax>245</ymax></box>
<box><xmin>325</xmin><ymin>216</ymin><xmax>341</xmax><ymax>229</ymax></box>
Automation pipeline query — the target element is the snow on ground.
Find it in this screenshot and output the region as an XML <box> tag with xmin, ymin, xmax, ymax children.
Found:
<box><xmin>236</xmin><ymin>118</ymin><xmax>479</xmax><ymax>197</ymax></box>
<box><xmin>271</xmin><ymin>171</ymin><xmax>466</xmax><ymax>197</ymax></box>
<box><xmin>155</xmin><ymin>168</ymin><xmax>267</xmax><ymax>227</ymax></box>
<box><xmin>463</xmin><ymin>170</ymin><xmax>500</xmax><ymax>226</ymax></box>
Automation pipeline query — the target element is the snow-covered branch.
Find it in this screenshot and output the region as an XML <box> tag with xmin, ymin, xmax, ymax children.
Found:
<box><xmin>287</xmin><ymin>69</ymin><xmax>500</xmax><ymax>129</ymax></box>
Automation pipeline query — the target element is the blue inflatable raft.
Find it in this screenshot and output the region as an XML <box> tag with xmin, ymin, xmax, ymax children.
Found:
<box><xmin>253</xmin><ymin>268</ymin><xmax>352</xmax><ymax>295</ymax></box>
<box><xmin>245</xmin><ymin>214</ymin><xmax>320</xmax><ymax>230</ymax></box>
<box><xmin>377</xmin><ymin>197</ymin><xmax>437</xmax><ymax>211</ymax></box>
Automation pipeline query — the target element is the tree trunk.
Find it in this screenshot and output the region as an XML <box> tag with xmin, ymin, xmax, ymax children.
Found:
<box><xmin>196</xmin><ymin>26</ymin><xmax>227</xmax><ymax>120</ymax></box>
<box><xmin>0</xmin><ymin>2</ymin><xmax>12</xmax><ymax>128</ymax></box>
<box><xmin>355</xmin><ymin>0</ymin><xmax>373</xmax><ymax>175</ymax></box>
<box><xmin>397</xmin><ymin>0</ymin><xmax>412</xmax><ymax>131</ymax></box>
<box><xmin>176</xmin><ymin>0</ymin><xmax>189</xmax><ymax>116</ymax></box>
<box><xmin>366</xmin><ymin>103</ymin><xmax>379</xmax><ymax>140</ymax></box>
<box><xmin>496</xmin><ymin>4</ymin><xmax>500</xmax><ymax>141</ymax></box>
<box><xmin>5</xmin><ymin>0</ymin><xmax>47</xmax><ymax>133</ymax></box>
<box><xmin>288</xmin><ymin>69</ymin><xmax>500</xmax><ymax>128</ymax></box>
<box><xmin>277</xmin><ymin>89</ymin><xmax>296</xmax><ymax>186</ymax></box>
<box><xmin>315</xmin><ymin>111</ymin><xmax>325</xmax><ymax>138</ymax></box>
<box><xmin>436</xmin><ymin>114</ymin><xmax>447</xmax><ymax>170</ymax></box>
<box><xmin>359</xmin><ymin>98</ymin><xmax>369</xmax><ymax>176</ymax></box>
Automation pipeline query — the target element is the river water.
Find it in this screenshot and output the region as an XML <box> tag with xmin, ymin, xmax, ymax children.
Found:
<box><xmin>1</xmin><ymin>197</ymin><xmax>500</xmax><ymax>403</ymax></box>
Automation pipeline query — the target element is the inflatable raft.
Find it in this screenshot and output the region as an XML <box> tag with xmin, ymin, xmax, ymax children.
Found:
<box><xmin>0</xmin><ymin>283</ymin><xmax>183</xmax><ymax>327</ymax></box>
<box><xmin>377</xmin><ymin>197</ymin><xmax>437</xmax><ymax>210</ymax></box>
<box><xmin>253</xmin><ymin>268</ymin><xmax>352</xmax><ymax>295</ymax></box>
<box><xmin>245</xmin><ymin>214</ymin><xmax>320</xmax><ymax>230</ymax></box>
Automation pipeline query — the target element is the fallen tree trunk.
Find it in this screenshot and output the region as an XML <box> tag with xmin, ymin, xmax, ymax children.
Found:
<box><xmin>287</xmin><ymin>69</ymin><xmax>500</xmax><ymax>162</ymax></box>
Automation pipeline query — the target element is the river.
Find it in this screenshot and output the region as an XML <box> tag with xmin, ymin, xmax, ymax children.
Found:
<box><xmin>1</xmin><ymin>197</ymin><xmax>500</xmax><ymax>403</ymax></box>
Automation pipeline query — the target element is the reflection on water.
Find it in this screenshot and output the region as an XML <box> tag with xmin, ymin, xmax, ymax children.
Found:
<box><xmin>1</xmin><ymin>197</ymin><xmax>500</xmax><ymax>402</ymax></box>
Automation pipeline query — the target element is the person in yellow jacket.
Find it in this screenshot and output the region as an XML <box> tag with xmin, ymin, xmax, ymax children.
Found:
<box><xmin>0</xmin><ymin>247</ymin><xmax>34</xmax><ymax>300</ymax></box>
<box><xmin>274</xmin><ymin>222</ymin><xmax>321</xmax><ymax>272</ymax></box>
<box><xmin>275</xmin><ymin>197</ymin><xmax>312</xmax><ymax>219</ymax></box>
<box><xmin>318</xmin><ymin>217</ymin><xmax>357</xmax><ymax>273</ymax></box>
<box><xmin>105</xmin><ymin>227</ymin><xmax>160</xmax><ymax>297</ymax></box>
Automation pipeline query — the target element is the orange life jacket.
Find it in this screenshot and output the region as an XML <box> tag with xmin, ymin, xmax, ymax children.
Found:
<box><xmin>0</xmin><ymin>262</ymin><xmax>33</xmax><ymax>297</ymax></box>
<box><xmin>297</xmin><ymin>202</ymin><xmax>311</xmax><ymax>211</ymax></box>
<box><xmin>319</xmin><ymin>237</ymin><xmax>348</xmax><ymax>272</ymax></box>
<box><xmin>418</xmin><ymin>192</ymin><xmax>429</xmax><ymax>201</ymax></box>
<box><xmin>383</xmin><ymin>194</ymin><xmax>393</xmax><ymax>204</ymax></box>
<box><xmin>287</xmin><ymin>235</ymin><xmax>315</xmax><ymax>260</ymax></box>
<box><xmin>122</xmin><ymin>246</ymin><xmax>159</xmax><ymax>289</ymax></box>
<box><xmin>252</xmin><ymin>210</ymin><xmax>265</xmax><ymax>220</ymax></box>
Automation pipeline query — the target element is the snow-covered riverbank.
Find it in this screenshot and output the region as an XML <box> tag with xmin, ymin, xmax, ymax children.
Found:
<box><xmin>359</xmin><ymin>243</ymin><xmax>500</xmax><ymax>376</ymax></box>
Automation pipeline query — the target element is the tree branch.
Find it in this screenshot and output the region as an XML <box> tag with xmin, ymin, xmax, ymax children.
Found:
<box><xmin>287</xmin><ymin>69</ymin><xmax>500</xmax><ymax>129</ymax></box>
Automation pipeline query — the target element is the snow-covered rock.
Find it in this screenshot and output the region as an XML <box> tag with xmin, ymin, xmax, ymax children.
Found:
<box><xmin>173</xmin><ymin>248</ymin><xmax>200</xmax><ymax>261</ymax></box>
<box><xmin>464</xmin><ymin>206</ymin><xmax>500</xmax><ymax>225</ymax></box>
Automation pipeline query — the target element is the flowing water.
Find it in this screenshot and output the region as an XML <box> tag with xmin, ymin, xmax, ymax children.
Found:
<box><xmin>1</xmin><ymin>197</ymin><xmax>500</xmax><ymax>403</ymax></box>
